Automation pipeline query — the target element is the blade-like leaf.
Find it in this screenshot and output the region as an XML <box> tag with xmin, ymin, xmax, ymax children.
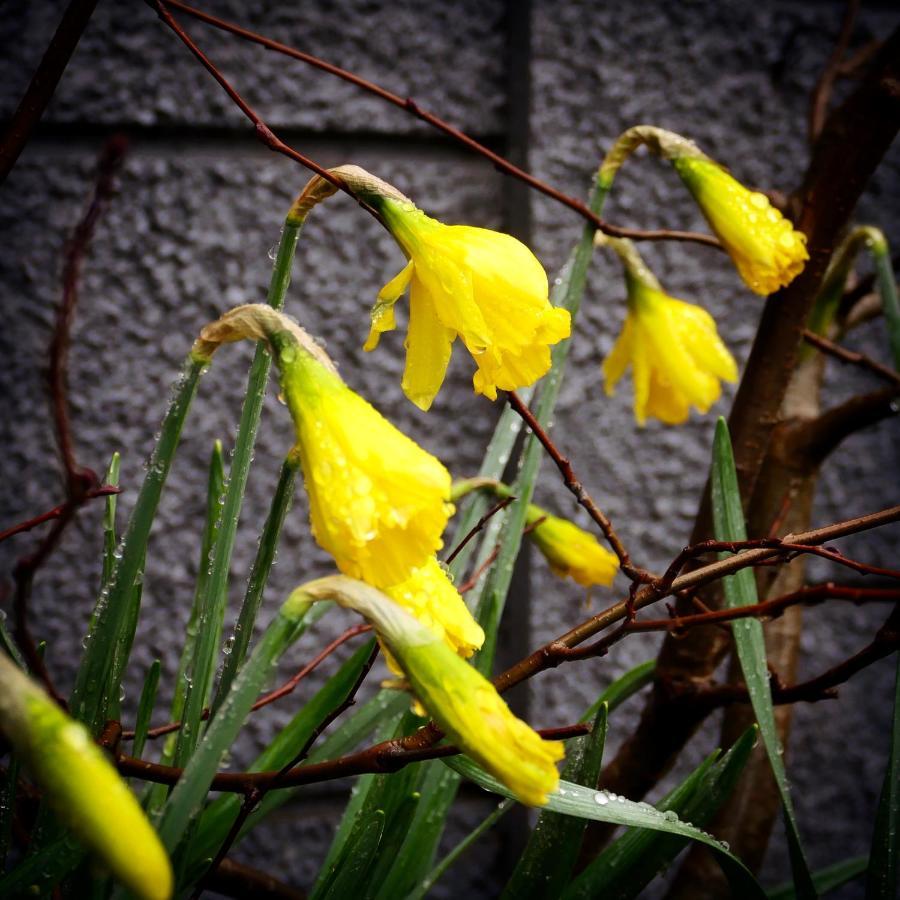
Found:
<box><xmin>100</xmin><ymin>451</ymin><xmax>121</xmax><ymax>588</ymax></box>
<box><xmin>156</xmin><ymin>602</ymin><xmax>314</xmax><ymax>853</ymax></box>
<box><xmin>768</xmin><ymin>855</ymin><xmax>868</xmax><ymax>899</ymax></box>
<box><xmin>568</xmin><ymin>727</ymin><xmax>756</xmax><ymax>899</ymax></box>
<box><xmin>0</xmin><ymin>833</ymin><xmax>84</xmax><ymax>896</ymax></box>
<box><xmin>188</xmin><ymin>638</ymin><xmax>380</xmax><ymax>876</ymax></box>
<box><xmin>318</xmin><ymin>810</ymin><xmax>385</xmax><ymax>900</ymax></box>
<box><xmin>213</xmin><ymin>456</ymin><xmax>299</xmax><ymax>712</ymax></box>
<box><xmin>0</xmin><ymin>753</ymin><xmax>17</xmax><ymax>871</ymax></box>
<box><xmin>869</xmin><ymin>233</ymin><xmax>900</xmax><ymax>370</ymax></box>
<box><xmin>71</xmin><ymin>356</ymin><xmax>207</xmax><ymax>733</ymax></box>
<box><xmin>131</xmin><ymin>660</ymin><xmax>161</xmax><ymax>762</ymax></box>
<box><xmin>711</xmin><ymin>418</ymin><xmax>816</xmax><ymax>898</ymax></box>
<box><xmin>501</xmin><ymin>704</ymin><xmax>609</xmax><ymax>899</ymax></box>
<box><xmin>177</xmin><ymin>218</ymin><xmax>303</xmax><ymax>761</ymax></box>
<box><xmin>866</xmin><ymin>651</ymin><xmax>900</xmax><ymax>898</ymax></box>
<box><xmin>447</xmin><ymin>755</ymin><xmax>766</xmax><ymax>900</ymax></box>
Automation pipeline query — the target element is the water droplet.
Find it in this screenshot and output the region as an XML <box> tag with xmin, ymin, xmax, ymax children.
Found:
<box><xmin>267</xmin><ymin>244</ymin><xmax>278</xmax><ymax>261</ymax></box>
<box><xmin>663</xmin><ymin>809</ymin><xmax>679</xmax><ymax>822</ymax></box>
<box><xmin>594</xmin><ymin>792</ymin><xmax>609</xmax><ymax>806</ymax></box>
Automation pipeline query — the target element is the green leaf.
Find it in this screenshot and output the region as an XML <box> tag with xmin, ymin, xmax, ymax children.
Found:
<box><xmin>711</xmin><ymin>418</ymin><xmax>816</xmax><ymax>899</ymax></box>
<box><xmin>318</xmin><ymin>810</ymin><xmax>385</xmax><ymax>900</ymax></box>
<box><xmin>0</xmin><ymin>615</ymin><xmax>26</xmax><ymax>670</ymax></box>
<box><xmin>177</xmin><ymin>219</ymin><xmax>303</xmax><ymax>763</ymax></box>
<box><xmin>187</xmin><ymin>638</ymin><xmax>380</xmax><ymax>877</ymax></box>
<box><xmin>866</xmin><ymin>651</ymin><xmax>900</xmax><ymax>898</ymax></box>
<box><xmin>156</xmin><ymin>601</ymin><xmax>313</xmax><ymax>854</ymax></box>
<box><xmin>131</xmin><ymin>660</ymin><xmax>160</xmax><ymax>762</ymax></box>
<box><xmin>768</xmin><ymin>855</ymin><xmax>868</xmax><ymax>899</ymax></box>
<box><xmin>447</xmin><ymin>755</ymin><xmax>766</xmax><ymax>900</ymax></box>
<box><xmin>475</xmin><ymin>175</ymin><xmax>609</xmax><ymax>672</ymax></box>
<box><xmin>501</xmin><ymin>704</ymin><xmax>609</xmax><ymax>899</ymax></box>
<box><xmin>71</xmin><ymin>355</ymin><xmax>207</xmax><ymax>734</ymax></box>
<box><xmin>581</xmin><ymin>659</ymin><xmax>655</xmax><ymax>723</ymax></box>
<box><xmin>567</xmin><ymin>727</ymin><xmax>756</xmax><ymax>899</ymax></box>
<box><xmin>0</xmin><ymin>833</ymin><xmax>84</xmax><ymax>896</ymax></box>
<box><xmin>418</xmin><ymin>798</ymin><xmax>514</xmax><ymax>898</ymax></box>
<box><xmin>869</xmin><ymin>233</ymin><xmax>900</xmax><ymax>370</ymax></box>
<box><xmin>101</xmin><ymin>451</ymin><xmax>121</xmax><ymax>589</ymax></box>
<box><xmin>144</xmin><ymin>441</ymin><xmax>226</xmax><ymax>817</ymax></box>
<box><xmin>213</xmin><ymin>456</ymin><xmax>299</xmax><ymax>712</ymax></box>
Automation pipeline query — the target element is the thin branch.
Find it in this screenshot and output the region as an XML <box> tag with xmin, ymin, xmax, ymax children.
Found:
<box><xmin>507</xmin><ymin>391</ymin><xmax>645</xmax><ymax>582</ymax></box>
<box><xmin>0</xmin><ymin>0</ymin><xmax>99</xmax><ymax>183</ymax></box>
<box><xmin>7</xmin><ymin>138</ymin><xmax>126</xmax><ymax>701</ymax></box>
<box><xmin>0</xmin><ymin>485</ymin><xmax>119</xmax><ymax>544</ymax></box>
<box><xmin>126</xmin><ymin>624</ymin><xmax>371</xmax><ymax>740</ymax></box>
<box><xmin>802</xmin><ymin>328</ymin><xmax>900</xmax><ymax>387</ymax></box>
<box><xmin>808</xmin><ymin>0</ymin><xmax>861</xmax><ymax>144</ymax></box>
<box><xmin>115</xmin><ymin>723</ymin><xmax>589</xmax><ymax>793</ymax></box>
<box><xmin>445</xmin><ymin>497</ymin><xmax>515</xmax><ymax>566</ymax></box>
<box><xmin>207</xmin><ymin>859</ymin><xmax>306</xmax><ymax>900</ymax></box>
<box><xmin>155</xmin><ymin>0</ymin><xmax>721</xmax><ymax>249</ymax></box>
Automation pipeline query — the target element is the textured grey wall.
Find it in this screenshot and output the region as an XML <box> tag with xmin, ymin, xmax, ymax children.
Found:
<box><xmin>1</xmin><ymin>1</ymin><xmax>898</xmax><ymax>897</ymax></box>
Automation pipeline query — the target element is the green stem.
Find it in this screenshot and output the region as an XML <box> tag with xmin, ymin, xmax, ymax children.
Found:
<box><xmin>70</xmin><ymin>355</ymin><xmax>207</xmax><ymax>732</ymax></box>
<box><xmin>175</xmin><ymin>218</ymin><xmax>303</xmax><ymax>764</ymax></box>
<box><xmin>475</xmin><ymin>176</ymin><xmax>610</xmax><ymax>671</ymax></box>
<box><xmin>212</xmin><ymin>454</ymin><xmax>300</xmax><ymax>712</ymax></box>
<box><xmin>868</xmin><ymin>232</ymin><xmax>900</xmax><ymax>370</ymax></box>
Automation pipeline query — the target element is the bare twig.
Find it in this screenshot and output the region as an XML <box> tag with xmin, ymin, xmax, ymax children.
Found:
<box><xmin>155</xmin><ymin>0</ymin><xmax>721</xmax><ymax>249</ymax></box>
<box><xmin>808</xmin><ymin>0</ymin><xmax>861</xmax><ymax>144</ymax></box>
<box><xmin>0</xmin><ymin>0</ymin><xmax>99</xmax><ymax>183</ymax></box>
<box><xmin>802</xmin><ymin>328</ymin><xmax>900</xmax><ymax>387</ymax></box>
<box><xmin>208</xmin><ymin>859</ymin><xmax>306</xmax><ymax>900</ymax></box>
<box><xmin>126</xmin><ymin>624</ymin><xmax>371</xmax><ymax>741</ymax></box>
<box><xmin>0</xmin><ymin>485</ymin><xmax>119</xmax><ymax>544</ymax></box>
<box><xmin>445</xmin><ymin>497</ymin><xmax>515</xmax><ymax>566</ymax></box>
<box><xmin>507</xmin><ymin>391</ymin><xmax>645</xmax><ymax>582</ymax></box>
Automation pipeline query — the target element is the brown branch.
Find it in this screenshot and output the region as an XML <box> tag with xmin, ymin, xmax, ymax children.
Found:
<box><xmin>155</xmin><ymin>0</ymin><xmax>720</xmax><ymax>249</ymax></box>
<box><xmin>0</xmin><ymin>485</ymin><xmax>119</xmax><ymax>544</ymax></box>
<box><xmin>115</xmin><ymin>723</ymin><xmax>589</xmax><ymax>793</ymax></box>
<box><xmin>507</xmin><ymin>391</ymin><xmax>645</xmax><ymax>582</ymax></box>
<box><xmin>7</xmin><ymin>138</ymin><xmax>126</xmax><ymax>701</ymax></box>
<box><xmin>445</xmin><ymin>497</ymin><xmax>515</xmax><ymax>566</ymax></box>
<box><xmin>785</xmin><ymin>387</ymin><xmax>899</xmax><ymax>467</ymax></box>
<box><xmin>0</xmin><ymin>0</ymin><xmax>99</xmax><ymax>183</ymax></box>
<box><xmin>126</xmin><ymin>624</ymin><xmax>371</xmax><ymax>741</ymax></box>
<box><xmin>207</xmin><ymin>859</ymin><xmax>306</xmax><ymax>900</ymax></box>
<box><xmin>808</xmin><ymin>0</ymin><xmax>861</xmax><ymax>144</ymax></box>
<box><xmin>801</xmin><ymin>328</ymin><xmax>900</xmax><ymax>387</ymax></box>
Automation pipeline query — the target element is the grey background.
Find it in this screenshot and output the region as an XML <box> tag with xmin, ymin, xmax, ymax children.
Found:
<box><xmin>1</xmin><ymin>1</ymin><xmax>899</xmax><ymax>897</ymax></box>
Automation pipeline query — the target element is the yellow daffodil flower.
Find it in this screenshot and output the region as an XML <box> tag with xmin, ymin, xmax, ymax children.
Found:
<box><xmin>526</xmin><ymin>506</ymin><xmax>619</xmax><ymax>587</ymax></box>
<box><xmin>298</xmin><ymin>576</ymin><xmax>564</xmax><ymax>806</ymax></box>
<box><xmin>600</xmin><ymin>238</ymin><xmax>738</xmax><ymax>426</ymax></box>
<box><xmin>0</xmin><ymin>654</ymin><xmax>172</xmax><ymax>900</ymax></box>
<box><xmin>672</xmin><ymin>157</ymin><xmax>808</xmax><ymax>296</ymax></box>
<box><xmin>382</xmin><ymin>556</ymin><xmax>484</xmax><ymax>673</ymax></box>
<box><xmin>196</xmin><ymin>305</ymin><xmax>453</xmax><ymax>589</ymax></box>
<box><xmin>367</xmin><ymin>198</ymin><xmax>571</xmax><ymax>410</ymax></box>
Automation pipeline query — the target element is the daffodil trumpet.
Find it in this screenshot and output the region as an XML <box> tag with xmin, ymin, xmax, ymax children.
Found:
<box><xmin>292</xmin><ymin>165</ymin><xmax>571</xmax><ymax>411</ymax></box>
<box><xmin>292</xmin><ymin>575</ymin><xmax>564</xmax><ymax>806</ymax></box>
<box><xmin>196</xmin><ymin>304</ymin><xmax>453</xmax><ymax>589</ymax></box>
<box><xmin>599</xmin><ymin>236</ymin><xmax>738</xmax><ymax>426</ymax></box>
<box><xmin>600</xmin><ymin>125</ymin><xmax>808</xmax><ymax>295</ymax></box>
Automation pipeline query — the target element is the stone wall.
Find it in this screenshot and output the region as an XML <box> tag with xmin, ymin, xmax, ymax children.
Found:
<box><xmin>1</xmin><ymin>2</ymin><xmax>898</xmax><ymax>896</ymax></box>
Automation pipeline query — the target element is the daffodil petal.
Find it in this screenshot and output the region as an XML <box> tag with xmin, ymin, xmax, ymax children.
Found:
<box><xmin>366</xmin><ymin>260</ymin><xmax>414</xmax><ymax>351</ymax></box>
<box><xmin>401</xmin><ymin>276</ymin><xmax>455</xmax><ymax>411</ymax></box>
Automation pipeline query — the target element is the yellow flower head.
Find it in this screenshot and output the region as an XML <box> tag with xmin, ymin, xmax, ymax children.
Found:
<box><xmin>366</xmin><ymin>197</ymin><xmax>571</xmax><ymax>410</ymax></box>
<box><xmin>0</xmin><ymin>655</ymin><xmax>172</xmax><ymax>900</ymax></box>
<box><xmin>382</xmin><ymin>556</ymin><xmax>484</xmax><ymax>673</ymax></box>
<box><xmin>195</xmin><ymin>304</ymin><xmax>455</xmax><ymax>589</ymax></box>
<box><xmin>673</xmin><ymin>156</ymin><xmax>808</xmax><ymax>296</ymax></box>
<box><xmin>298</xmin><ymin>576</ymin><xmax>563</xmax><ymax>806</ymax></box>
<box><xmin>600</xmin><ymin>238</ymin><xmax>738</xmax><ymax>426</ymax></box>
<box><xmin>526</xmin><ymin>506</ymin><xmax>619</xmax><ymax>587</ymax></box>
<box><xmin>278</xmin><ymin>335</ymin><xmax>454</xmax><ymax>588</ymax></box>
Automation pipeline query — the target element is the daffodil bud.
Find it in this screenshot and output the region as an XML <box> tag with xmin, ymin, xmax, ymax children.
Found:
<box><xmin>526</xmin><ymin>506</ymin><xmax>619</xmax><ymax>587</ymax></box>
<box><xmin>0</xmin><ymin>654</ymin><xmax>171</xmax><ymax>900</ymax></box>
<box><xmin>197</xmin><ymin>304</ymin><xmax>453</xmax><ymax>588</ymax></box>
<box><xmin>295</xmin><ymin>165</ymin><xmax>571</xmax><ymax>411</ymax></box>
<box><xmin>599</xmin><ymin>236</ymin><xmax>738</xmax><ymax>425</ymax></box>
<box><xmin>600</xmin><ymin>125</ymin><xmax>808</xmax><ymax>295</ymax></box>
<box><xmin>296</xmin><ymin>576</ymin><xmax>564</xmax><ymax>806</ymax></box>
<box><xmin>380</xmin><ymin>556</ymin><xmax>484</xmax><ymax>674</ymax></box>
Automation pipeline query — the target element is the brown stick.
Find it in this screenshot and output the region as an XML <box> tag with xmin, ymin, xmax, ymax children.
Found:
<box><xmin>0</xmin><ymin>0</ymin><xmax>99</xmax><ymax>183</ymax></box>
<box><xmin>0</xmin><ymin>486</ymin><xmax>119</xmax><ymax>544</ymax></box>
<box><xmin>155</xmin><ymin>0</ymin><xmax>720</xmax><ymax>249</ymax></box>
<box><xmin>801</xmin><ymin>329</ymin><xmax>900</xmax><ymax>388</ymax></box>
